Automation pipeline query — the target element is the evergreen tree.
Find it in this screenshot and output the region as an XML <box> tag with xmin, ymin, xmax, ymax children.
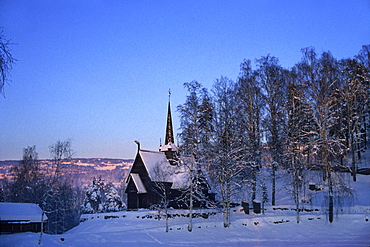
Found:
<box><xmin>7</xmin><ymin>146</ymin><xmax>45</xmax><ymax>204</ymax></box>
<box><xmin>81</xmin><ymin>177</ymin><xmax>105</xmax><ymax>214</ymax></box>
<box><xmin>105</xmin><ymin>184</ymin><xmax>125</xmax><ymax>212</ymax></box>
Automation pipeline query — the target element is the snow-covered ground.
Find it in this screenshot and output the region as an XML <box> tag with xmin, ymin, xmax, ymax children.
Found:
<box><xmin>1</xmin><ymin>174</ymin><xmax>369</xmax><ymax>246</ymax></box>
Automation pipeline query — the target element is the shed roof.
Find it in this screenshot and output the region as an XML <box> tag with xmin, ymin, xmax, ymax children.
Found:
<box><xmin>0</xmin><ymin>203</ymin><xmax>47</xmax><ymax>223</ymax></box>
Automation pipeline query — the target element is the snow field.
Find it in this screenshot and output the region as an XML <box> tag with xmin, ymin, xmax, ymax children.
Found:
<box><xmin>1</xmin><ymin>205</ymin><xmax>369</xmax><ymax>247</ymax></box>
<box><xmin>1</xmin><ymin>174</ymin><xmax>369</xmax><ymax>246</ymax></box>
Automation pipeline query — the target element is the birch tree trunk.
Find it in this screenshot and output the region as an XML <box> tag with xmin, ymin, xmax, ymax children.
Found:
<box><xmin>188</xmin><ymin>160</ymin><xmax>193</xmax><ymax>232</ymax></box>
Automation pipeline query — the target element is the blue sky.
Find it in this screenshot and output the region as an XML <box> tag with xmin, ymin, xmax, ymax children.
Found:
<box><xmin>1</xmin><ymin>0</ymin><xmax>369</xmax><ymax>160</ymax></box>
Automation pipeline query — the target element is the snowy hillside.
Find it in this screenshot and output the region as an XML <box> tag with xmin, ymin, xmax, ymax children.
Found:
<box><xmin>1</xmin><ymin>173</ymin><xmax>369</xmax><ymax>246</ymax></box>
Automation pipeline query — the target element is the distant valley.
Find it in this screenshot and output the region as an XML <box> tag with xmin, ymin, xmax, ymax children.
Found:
<box><xmin>0</xmin><ymin>158</ymin><xmax>134</xmax><ymax>189</ymax></box>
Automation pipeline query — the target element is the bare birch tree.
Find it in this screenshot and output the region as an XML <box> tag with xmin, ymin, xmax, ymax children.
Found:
<box><xmin>256</xmin><ymin>55</ymin><xmax>287</xmax><ymax>206</ymax></box>
<box><xmin>299</xmin><ymin>48</ymin><xmax>349</xmax><ymax>222</ymax></box>
<box><xmin>237</xmin><ymin>60</ymin><xmax>263</xmax><ymax>202</ymax></box>
<box><xmin>285</xmin><ymin>79</ymin><xmax>318</xmax><ymax>223</ymax></box>
<box><xmin>41</xmin><ymin>140</ymin><xmax>76</xmax><ymax>235</ymax></box>
<box><xmin>341</xmin><ymin>58</ymin><xmax>369</xmax><ymax>181</ymax></box>
<box><xmin>178</xmin><ymin>80</ymin><xmax>215</xmax><ymax>231</ymax></box>
<box><xmin>210</xmin><ymin>77</ymin><xmax>250</xmax><ymax>227</ymax></box>
<box><xmin>0</xmin><ymin>30</ymin><xmax>16</xmax><ymax>97</ymax></box>
<box><xmin>150</xmin><ymin>162</ymin><xmax>174</xmax><ymax>233</ymax></box>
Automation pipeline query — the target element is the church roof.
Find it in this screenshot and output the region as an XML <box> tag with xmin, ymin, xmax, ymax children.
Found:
<box><xmin>140</xmin><ymin>150</ymin><xmax>171</xmax><ymax>182</ymax></box>
<box><xmin>159</xmin><ymin>142</ymin><xmax>179</xmax><ymax>152</ymax></box>
<box><xmin>139</xmin><ymin>149</ymin><xmax>189</xmax><ymax>189</ymax></box>
<box><xmin>129</xmin><ymin>173</ymin><xmax>147</xmax><ymax>194</ymax></box>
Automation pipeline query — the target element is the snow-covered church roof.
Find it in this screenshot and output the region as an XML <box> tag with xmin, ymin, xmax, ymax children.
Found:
<box><xmin>159</xmin><ymin>142</ymin><xmax>179</xmax><ymax>152</ymax></box>
<box><xmin>138</xmin><ymin>150</ymin><xmax>189</xmax><ymax>190</ymax></box>
<box><xmin>0</xmin><ymin>203</ymin><xmax>47</xmax><ymax>223</ymax></box>
<box><xmin>129</xmin><ymin>173</ymin><xmax>147</xmax><ymax>194</ymax></box>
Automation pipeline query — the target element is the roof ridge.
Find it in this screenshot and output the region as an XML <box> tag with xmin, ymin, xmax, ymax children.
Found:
<box><xmin>139</xmin><ymin>149</ymin><xmax>162</xmax><ymax>154</ymax></box>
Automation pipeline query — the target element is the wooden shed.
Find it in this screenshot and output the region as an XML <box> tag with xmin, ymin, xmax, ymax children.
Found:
<box><xmin>0</xmin><ymin>203</ymin><xmax>47</xmax><ymax>234</ymax></box>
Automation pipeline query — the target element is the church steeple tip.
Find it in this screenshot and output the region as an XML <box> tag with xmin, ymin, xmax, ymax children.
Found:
<box><xmin>165</xmin><ymin>91</ymin><xmax>174</xmax><ymax>145</ymax></box>
<box><xmin>160</xmin><ymin>89</ymin><xmax>178</xmax><ymax>160</ymax></box>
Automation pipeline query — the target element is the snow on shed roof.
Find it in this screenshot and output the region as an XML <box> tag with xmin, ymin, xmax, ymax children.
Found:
<box><xmin>139</xmin><ymin>150</ymin><xmax>189</xmax><ymax>189</ymax></box>
<box><xmin>0</xmin><ymin>203</ymin><xmax>47</xmax><ymax>222</ymax></box>
<box><xmin>130</xmin><ymin>173</ymin><xmax>147</xmax><ymax>194</ymax></box>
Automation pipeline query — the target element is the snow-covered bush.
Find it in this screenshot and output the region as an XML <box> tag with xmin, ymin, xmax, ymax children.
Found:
<box><xmin>81</xmin><ymin>178</ymin><xmax>125</xmax><ymax>214</ymax></box>
<box><xmin>81</xmin><ymin>178</ymin><xmax>104</xmax><ymax>214</ymax></box>
<box><xmin>105</xmin><ymin>186</ymin><xmax>125</xmax><ymax>212</ymax></box>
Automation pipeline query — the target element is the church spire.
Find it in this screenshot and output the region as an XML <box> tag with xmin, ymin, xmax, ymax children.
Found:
<box><xmin>160</xmin><ymin>89</ymin><xmax>178</xmax><ymax>162</ymax></box>
<box><xmin>165</xmin><ymin>89</ymin><xmax>175</xmax><ymax>145</ymax></box>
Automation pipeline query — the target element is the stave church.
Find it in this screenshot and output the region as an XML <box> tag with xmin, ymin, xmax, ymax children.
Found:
<box><xmin>125</xmin><ymin>94</ymin><xmax>215</xmax><ymax>210</ymax></box>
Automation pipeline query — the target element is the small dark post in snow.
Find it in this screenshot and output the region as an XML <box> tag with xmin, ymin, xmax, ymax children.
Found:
<box><xmin>253</xmin><ymin>200</ymin><xmax>261</xmax><ymax>214</ymax></box>
<box><xmin>241</xmin><ymin>201</ymin><xmax>249</xmax><ymax>214</ymax></box>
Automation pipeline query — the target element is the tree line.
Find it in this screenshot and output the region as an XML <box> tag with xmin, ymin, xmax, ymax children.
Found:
<box><xmin>1</xmin><ymin>140</ymin><xmax>124</xmax><ymax>234</ymax></box>
<box><xmin>177</xmin><ymin>45</ymin><xmax>370</xmax><ymax>226</ymax></box>
<box><xmin>2</xmin><ymin>141</ymin><xmax>80</xmax><ymax>234</ymax></box>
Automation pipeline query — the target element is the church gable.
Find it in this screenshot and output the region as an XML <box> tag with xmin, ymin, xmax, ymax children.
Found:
<box><xmin>124</xmin><ymin>151</ymin><xmax>150</xmax><ymax>196</ymax></box>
